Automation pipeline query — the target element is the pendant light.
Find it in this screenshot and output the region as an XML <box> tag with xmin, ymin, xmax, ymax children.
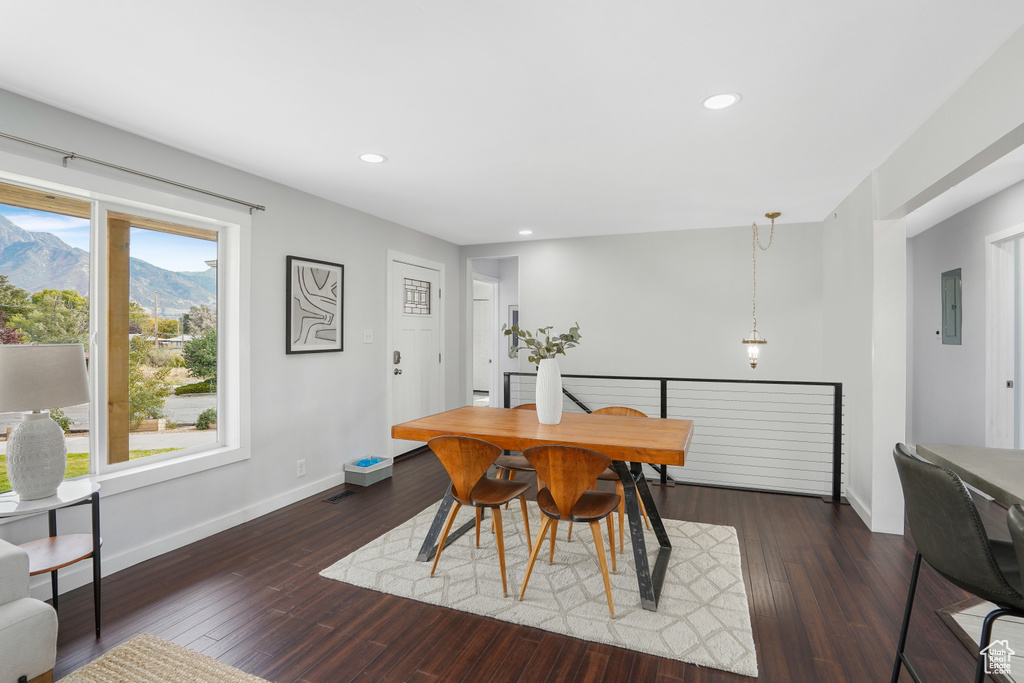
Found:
<box><xmin>742</xmin><ymin>212</ymin><xmax>779</xmax><ymax>369</ymax></box>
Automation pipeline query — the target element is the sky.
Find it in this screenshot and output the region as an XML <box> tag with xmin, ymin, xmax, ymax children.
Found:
<box><xmin>0</xmin><ymin>203</ymin><xmax>217</xmax><ymax>272</ymax></box>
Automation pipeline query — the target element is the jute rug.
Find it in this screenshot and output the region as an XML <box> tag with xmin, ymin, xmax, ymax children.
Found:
<box><xmin>60</xmin><ymin>633</ymin><xmax>267</xmax><ymax>682</ymax></box>
<box><xmin>321</xmin><ymin>500</ymin><xmax>758</xmax><ymax>677</ymax></box>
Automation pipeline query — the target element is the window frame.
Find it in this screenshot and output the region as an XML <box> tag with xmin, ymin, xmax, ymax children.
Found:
<box><xmin>0</xmin><ymin>168</ymin><xmax>250</xmax><ymax>499</ymax></box>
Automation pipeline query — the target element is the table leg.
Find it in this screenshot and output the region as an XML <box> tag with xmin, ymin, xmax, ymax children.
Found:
<box><xmin>612</xmin><ymin>461</ymin><xmax>671</xmax><ymax>611</ymax></box>
<box><xmin>91</xmin><ymin>492</ymin><xmax>101</xmax><ymax>638</ymax></box>
<box><xmin>416</xmin><ymin>485</ymin><xmax>484</xmax><ymax>562</ymax></box>
<box><xmin>47</xmin><ymin>510</ymin><xmax>58</xmax><ymax>612</ymax></box>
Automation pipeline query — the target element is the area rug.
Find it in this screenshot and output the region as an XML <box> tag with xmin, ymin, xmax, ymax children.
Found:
<box><xmin>60</xmin><ymin>633</ymin><xmax>267</xmax><ymax>682</ymax></box>
<box><xmin>320</xmin><ymin>500</ymin><xmax>758</xmax><ymax>677</ymax></box>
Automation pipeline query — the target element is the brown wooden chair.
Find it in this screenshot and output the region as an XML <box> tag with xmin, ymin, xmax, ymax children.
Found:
<box><xmin>592</xmin><ymin>406</ymin><xmax>651</xmax><ymax>552</ymax></box>
<box><xmin>494</xmin><ymin>403</ymin><xmax>537</xmax><ymax>484</ymax></box>
<box><xmin>428</xmin><ymin>436</ymin><xmax>532</xmax><ymax>596</ymax></box>
<box><xmin>519</xmin><ymin>444</ymin><xmax>619</xmax><ymax>617</ymax></box>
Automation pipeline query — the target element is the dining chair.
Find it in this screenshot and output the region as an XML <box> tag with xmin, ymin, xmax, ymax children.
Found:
<box><xmin>494</xmin><ymin>403</ymin><xmax>537</xmax><ymax>485</ymax></box>
<box><xmin>519</xmin><ymin>444</ymin><xmax>619</xmax><ymax>617</ymax></box>
<box><xmin>891</xmin><ymin>443</ymin><xmax>1024</xmax><ymax>683</ymax></box>
<box><xmin>591</xmin><ymin>406</ymin><xmax>651</xmax><ymax>551</ymax></box>
<box><xmin>428</xmin><ymin>435</ymin><xmax>532</xmax><ymax>597</ymax></box>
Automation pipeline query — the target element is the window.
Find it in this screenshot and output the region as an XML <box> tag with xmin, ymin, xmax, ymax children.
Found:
<box><xmin>0</xmin><ymin>183</ymin><xmax>92</xmax><ymax>493</ymax></box>
<box><xmin>107</xmin><ymin>212</ymin><xmax>219</xmax><ymax>467</ymax></box>
<box><xmin>0</xmin><ymin>175</ymin><xmax>243</xmax><ymax>493</ymax></box>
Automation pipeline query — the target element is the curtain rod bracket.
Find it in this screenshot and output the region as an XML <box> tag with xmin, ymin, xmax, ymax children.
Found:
<box><xmin>62</xmin><ymin>153</ymin><xmax>76</xmax><ymax>168</ymax></box>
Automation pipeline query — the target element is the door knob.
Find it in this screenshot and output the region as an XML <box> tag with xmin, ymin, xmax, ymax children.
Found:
<box><xmin>394</xmin><ymin>368</ymin><xmax>403</xmax><ymax>375</ymax></box>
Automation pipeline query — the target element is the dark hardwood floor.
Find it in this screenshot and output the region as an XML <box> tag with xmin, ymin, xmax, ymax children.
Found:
<box><xmin>49</xmin><ymin>453</ymin><xmax>997</xmax><ymax>682</ymax></box>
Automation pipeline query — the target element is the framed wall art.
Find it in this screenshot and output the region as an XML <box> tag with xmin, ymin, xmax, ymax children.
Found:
<box><xmin>287</xmin><ymin>255</ymin><xmax>344</xmax><ymax>354</ymax></box>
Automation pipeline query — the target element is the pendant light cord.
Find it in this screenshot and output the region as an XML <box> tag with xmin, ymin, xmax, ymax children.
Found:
<box><xmin>750</xmin><ymin>216</ymin><xmax>776</xmax><ymax>331</ymax></box>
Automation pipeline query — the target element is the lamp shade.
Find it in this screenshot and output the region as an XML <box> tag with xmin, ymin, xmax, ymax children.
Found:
<box><xmin>0</xmin><ymin>344</ymin><xmax>90</xmax><ymax>412</ymax></box>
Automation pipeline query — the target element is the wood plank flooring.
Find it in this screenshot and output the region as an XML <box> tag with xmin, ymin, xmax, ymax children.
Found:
<box><xmin>50</xmin><ymin>452</ymin><xmax>1000</xmax><ymax>682</ymax></box>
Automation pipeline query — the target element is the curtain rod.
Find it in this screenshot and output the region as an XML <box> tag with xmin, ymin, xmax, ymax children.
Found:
<box><xmin>0</xmin><ymin>130</ymin><xmax>266</xmax><ymax>214</ymax></box>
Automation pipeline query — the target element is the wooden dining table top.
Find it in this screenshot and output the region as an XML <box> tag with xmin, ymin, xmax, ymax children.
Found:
<box><xmin>391</xmin><ymin>406</ymin><xmax>693</xmax><ymax>466</ymax></box>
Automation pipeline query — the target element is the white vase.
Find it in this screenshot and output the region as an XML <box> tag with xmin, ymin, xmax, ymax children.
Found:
<box><xmin>535</xmin><ymin>358</ymin><xmax>563</xmax><ymax>425</ymax></box>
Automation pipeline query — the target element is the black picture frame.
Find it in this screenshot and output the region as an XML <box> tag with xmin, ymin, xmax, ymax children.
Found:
<box><xmin>286</xmin><ymin>255</ymin><xmax>344</xmax><ymax>354</ymax></box>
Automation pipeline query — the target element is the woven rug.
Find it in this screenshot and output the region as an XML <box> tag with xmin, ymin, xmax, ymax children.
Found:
<box><xmin>61</xmin><ymin>633</ymin><xmax>267</xmax><ymax>682</ymax></box>
<box><xmin>320</xmin><ymin>500</ymin><xmax>758</xmax><ymax>677</ymax></box>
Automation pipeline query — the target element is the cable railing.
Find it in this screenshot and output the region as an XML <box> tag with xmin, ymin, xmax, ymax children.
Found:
<box><xmin>503</xmin><ymin>372</ymin><xmax>844</xmax><ymax>501</ymax></box>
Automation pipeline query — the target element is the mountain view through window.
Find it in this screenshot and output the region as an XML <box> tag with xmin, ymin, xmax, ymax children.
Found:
<box><xmin>0</xmin><ymin>196</ymin><xmax>219</xmax><ymax>493</ymax></box>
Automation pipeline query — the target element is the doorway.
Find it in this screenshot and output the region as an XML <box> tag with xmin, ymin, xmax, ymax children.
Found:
<box><xmin>388</xmin><ymin>252</ymin><xmax>444</xmax><ymax>455</ymax></box>
<box><xmin>468</xmin><ymin>257</ymin><xmax>518</xmax><ymax>408</ymax></box>
<box><xmin>472</xmin><ymin>276</ymin><xmax>498</xmax><ymax>406</ymax></box>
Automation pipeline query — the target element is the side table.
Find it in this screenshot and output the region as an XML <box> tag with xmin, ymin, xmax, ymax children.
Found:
<box><xmin>0</xmin><ymin>480</ymin><xmax>101</xmax><ymax>637</ymax></box>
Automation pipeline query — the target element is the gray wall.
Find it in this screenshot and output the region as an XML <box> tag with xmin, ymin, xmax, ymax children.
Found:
<box><xmin>462</xmin><ymin>223</ymin><xmax>824</xmax><ymax>384</ymax></box>
<box><xmin>909</xmin><ymin>178</ymin><xmax>1024</xmax><ymax>446</ymax></box>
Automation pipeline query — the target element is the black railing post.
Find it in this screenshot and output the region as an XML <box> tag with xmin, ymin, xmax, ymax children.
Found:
<box><xmin>660</xmin><ymin>379</ymin><xmax>669</xmax><ymax>485</ymax></box>
<box><xmin>831</xmin><ymin>384</ymin><xmax>843</xmax><ymax>503</ymax></box>
<box><xmin>503</xmin><ymin>372</ymin><xmax>511</xmax><ymax>408</ymax></box>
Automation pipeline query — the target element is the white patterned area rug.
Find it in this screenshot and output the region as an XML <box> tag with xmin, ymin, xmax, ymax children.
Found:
<box><xmin>320</xmin><ymin>500</ymin><xmax>758</xmax><ymax>677</ymax></box>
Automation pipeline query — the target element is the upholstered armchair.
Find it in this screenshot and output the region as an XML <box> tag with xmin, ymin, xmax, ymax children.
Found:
<box><xmin>0</xmin><ymin>538</ymin><xmax>57</xmax><ymax>683</ymax></box>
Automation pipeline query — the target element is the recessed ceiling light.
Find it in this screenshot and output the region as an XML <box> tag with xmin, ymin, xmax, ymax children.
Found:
<box><xmin>359</xmin><ymin>153</ymin><xmax>387</xmax><ymax>163</ymax></box>
<box><xmin>518</xmin><ymin>229</ymin><xmax>533</xmax><ymax>236</ymax></box>
<box><xmin>701</xmin><ymin>93</ymin><xmax>741</xmax><ymax>110</ymax></box>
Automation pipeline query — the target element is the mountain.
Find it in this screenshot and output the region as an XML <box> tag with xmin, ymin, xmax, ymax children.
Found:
<box><xmin>0</xmin><ymin>213</ymin><xmax>90</xmax><ymax>294</ymax></box>
<box><xmin>0</xmin><ymin>213</ymin><xmax>216</xmax><ymax>316</ymax></box>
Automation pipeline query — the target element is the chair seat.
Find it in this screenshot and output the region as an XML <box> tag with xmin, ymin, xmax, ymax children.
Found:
<box><xmin>537</xmin><ymin>488</ymin><xmax>619</xmax><ymax>523</ymax></box>
<box><xmin>464</xmin><ymin>478</ymin><xmax>530</xmax><ymax>508</ymax></box>
<box><xmin>495</xmin><ymin>454</ymin><xmax>533</xmax><ymax>472</ymax></box>
<box><xmin>597</xmin><ymin>467</ymin><xmax>620</xmax><ymax>481</ymax></box>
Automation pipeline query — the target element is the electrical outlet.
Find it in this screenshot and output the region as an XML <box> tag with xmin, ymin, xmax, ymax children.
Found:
<box><xmin>296</xmin><ymin>459</ymin><xmax>306</xmax><ymax>477</ymax></box>
<box><xmin>363</xmin><ymin>329</ymin><xmax>373</xmax><ymax>343</ymax></box>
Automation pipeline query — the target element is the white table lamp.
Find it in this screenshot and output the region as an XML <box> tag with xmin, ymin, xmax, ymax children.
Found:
<box><xmin>0</xmin><ymin>344</ymin><xmax>90</xmax><ymax>500</ymax></box>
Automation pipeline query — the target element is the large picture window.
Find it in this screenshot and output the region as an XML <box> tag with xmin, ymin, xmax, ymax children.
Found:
<box><xmin>0</xmin><ymin>177</ymin><xmax>238</xmax><ymax>493</ymax></box>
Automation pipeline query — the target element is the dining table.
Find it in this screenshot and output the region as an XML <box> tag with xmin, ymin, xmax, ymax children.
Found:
<box><xmin>391</xmin><ymin>406</ymin><xmax>694</xmax><ymax>611</ymax></box>
<box><xmin>916</xmin><ymin>443</ymin><xmax>1024</xmax><ymax>506</ymax></box>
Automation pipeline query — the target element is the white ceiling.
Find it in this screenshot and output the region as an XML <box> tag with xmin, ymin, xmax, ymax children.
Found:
<box><xmin>1</xmin><ymin>1</ymin><xmax>1023</xmax><ymax>245</ymax></box>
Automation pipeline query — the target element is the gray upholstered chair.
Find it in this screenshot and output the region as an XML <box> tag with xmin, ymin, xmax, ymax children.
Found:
<box><xmin>891</xmin><ymin>443</ymin><xmax>1024</xmax><ymax>683</ymax></box>
<box><xmin>0</xmin><ymin>537</ymin><xmax>58</xmax><ymax>683</ymax></box>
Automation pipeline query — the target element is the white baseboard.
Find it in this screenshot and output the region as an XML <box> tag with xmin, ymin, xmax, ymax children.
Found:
<box><xmin>28</xmin><ymin>472</ymin><xmax>347</xmax><ymax>601</ymax></box>
<box><xmin>846</xmin><ymin>487</ymin><xmax>872</xmax><ymax>531</ymax></box>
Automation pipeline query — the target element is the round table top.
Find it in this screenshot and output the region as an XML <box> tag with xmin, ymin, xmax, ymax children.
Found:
<box><xmin>20</xmin><ymin>533</ymin><xmax>100</xmax><ymax>575</ymax></box>
<box><xmin>0</xmin><ymin>480</ymin><xmax>100</xmax><ymax>517</ymax></box>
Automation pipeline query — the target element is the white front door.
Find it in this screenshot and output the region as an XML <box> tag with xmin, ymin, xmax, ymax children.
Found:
<box><xmin>391</xmin><ymin>259</ymin><xmax>442</xmax><ymax>455</ymax></box>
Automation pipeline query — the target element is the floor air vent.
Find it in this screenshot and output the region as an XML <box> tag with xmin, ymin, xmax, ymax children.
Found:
<box><xmin>324</xmin><ymin>490</ymin><xmax>359</xmax><ymax>504</ymax></box>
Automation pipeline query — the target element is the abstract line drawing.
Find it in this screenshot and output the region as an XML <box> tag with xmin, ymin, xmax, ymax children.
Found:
<box><xmin>286</xmin><ymin>256</ymin><xmax>344</xmax><ymax>354</ymax></box>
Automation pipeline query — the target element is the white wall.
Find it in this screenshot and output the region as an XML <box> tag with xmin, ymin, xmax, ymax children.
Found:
<box><xmin>821</xmin><ymin>179</ymin><xmax>876</xmax><ymax>521</ymax></box>
<box><xmin>0</xmin><ymin>88</ymin><xmax>461</xmax><ymax>596</ymax></box>
<box><xmin>462</xmin><ymin>223</ymin><xmax>824</xmax><ymax>383</ymax></box>
<box><xmin>909</xmin><ymin>178</ymin><xmax>1024</xmax><ymax>446</ymax></box>
<box><xmin>876</xmin><ymin>24</ymin><xmax>1024</xmax><ymax>220</ymax></box>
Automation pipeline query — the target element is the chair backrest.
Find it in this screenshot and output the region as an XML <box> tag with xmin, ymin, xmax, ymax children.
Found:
<box><xmin>523</xmin><ymin>445</ymin><xmax>610</xmax><ymax>518</ymax></box>
<box><xmin>592</xmin><ymin>406</ymin><xmax>646</xmax><ymax>418</ymax></box>
<box><xmin>513</xmin><ymin>403</ymin><xmax>536</xmax><ymax>410</ymax></box>
<box><xmin>1009</xmin><ymin>505</ymin><xmax>1024</xmax><ymax>593</ymax></box>
<box><xmin>429</xmin><ymin>436</ymin><xmax>501</xmax><ymax>504</ymax></box>
<box><xmin>893</xmin><ymin>443</ymin><xmax>1023</xmax><ymax>605</ymax></box>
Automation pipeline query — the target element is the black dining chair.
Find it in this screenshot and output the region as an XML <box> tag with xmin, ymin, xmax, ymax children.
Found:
<box><xmin>891</xmin><ymin>443</ymin><xmax>1024</xmax><ymax>683</ymax></box>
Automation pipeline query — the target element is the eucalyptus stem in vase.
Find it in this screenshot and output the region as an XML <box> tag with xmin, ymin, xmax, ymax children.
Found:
<box><xmin>501</xmin><ymin>322</ymin><xmax>581</xmax><ymax>424</ymax></box>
